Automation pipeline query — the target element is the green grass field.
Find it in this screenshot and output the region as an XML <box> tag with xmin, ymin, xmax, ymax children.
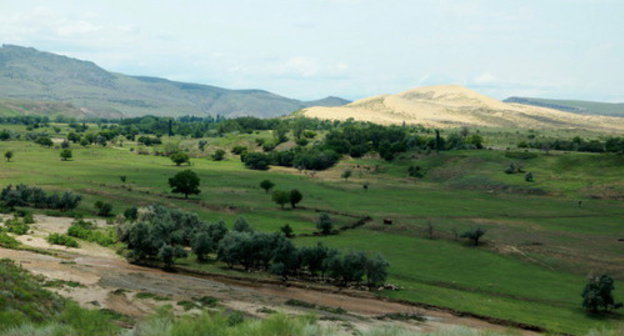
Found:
<box><xmin>1</xmin><ymin>133</ymin><xmax>623</xmax><ymax>334</ymax></box>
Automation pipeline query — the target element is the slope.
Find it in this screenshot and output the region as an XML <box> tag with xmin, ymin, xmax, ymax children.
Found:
<box><xmin>301</xmin><ymin>85</ymin><xmax>624</xmax><ymax>132</ymax></box>
<box><xmin>0</xmin><ymin>45</ymin><xmax>348</xmax><ymax>119</ymax></box>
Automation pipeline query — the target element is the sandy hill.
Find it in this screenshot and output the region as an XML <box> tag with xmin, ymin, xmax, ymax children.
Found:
<box><xmin>301</xmin><ymin>85</ymin><xmax>624</xmax><ymax>132</ymax></box>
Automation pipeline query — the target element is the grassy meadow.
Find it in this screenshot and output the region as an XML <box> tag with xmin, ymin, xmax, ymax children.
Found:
<box><xmin>0</xmin><ymin>122</ymin><xmax>623</xmax><ymax>335</ymax></box>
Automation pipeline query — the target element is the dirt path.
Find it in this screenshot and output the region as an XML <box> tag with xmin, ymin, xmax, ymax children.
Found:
<box><xmin>0</xmin><ymin>215</ymin><xmax>540</xmax><ymax>335</ymax></box>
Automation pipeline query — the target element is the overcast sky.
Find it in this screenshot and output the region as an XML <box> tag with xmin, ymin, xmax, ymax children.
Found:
<box><xmin>1</xmin><ymin>0</ymin><xmax>622</xmax><ymax>102</ymax></box>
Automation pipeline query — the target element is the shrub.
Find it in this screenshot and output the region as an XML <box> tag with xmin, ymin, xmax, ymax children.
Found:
<box><xmin>461</xmin><ymin>227</ymin><xmax>487</xmax><ymax>246</ymax></box>
<box><xmin>47</xmin><ymin>233</ymin><xmax>79</xmax><ymax>248</ymax></box>
<box><xmin>170</xmin><ymin>151</ymin><xmax>190</xmax><ymax>166</ymax></box>
<box><xmin>316</xmin><ymin>213</ymin><xmax>333</xmax><ymax>235</ymax></box>
<box><xmin>59</xmin><ymin>149</ymin><xmax>72</xmax><ymax>161</ymax></box>
<box><xmin>94</xmin><ymin>201</ymin><xmax>114</xmax><ymax>217</ymax></box>
<box><xmin>212</xmin><ymin>149</ymin><xmax>226</xmax><ymax>161</ymax></box>
<box><xmin>260</xmin><ymin>179</ymin><xmax>275</xmax><ymax>193</ymax></box>
<box><xmin>0</xmin><ymin>232</ymin><xmax>19</xmax><ymax>248</ymax></box>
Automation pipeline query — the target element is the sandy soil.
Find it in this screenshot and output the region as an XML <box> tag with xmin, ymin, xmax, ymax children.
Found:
<box><xmin>0</xmin><ymin>215</ymin><xmax>540</xmax><ymax>335</ymax></box>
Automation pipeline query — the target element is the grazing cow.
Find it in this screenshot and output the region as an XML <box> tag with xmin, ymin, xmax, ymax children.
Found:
<box><xmin>383</xmin><ymin>219</ymin><xmax>393</xmax><ymax>225</ymax></box>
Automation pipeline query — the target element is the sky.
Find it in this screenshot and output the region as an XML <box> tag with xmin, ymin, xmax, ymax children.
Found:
<box><xmin>1</xmin><ymin>0</ymin><xmax>622</xmax><ymax>102</ymax></box>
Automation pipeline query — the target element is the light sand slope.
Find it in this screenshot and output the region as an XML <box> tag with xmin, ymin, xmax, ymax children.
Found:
<box><xmin>301</xmin><ymin>85</ymin><xmax>624</xmax><ymax>132</ymax></box>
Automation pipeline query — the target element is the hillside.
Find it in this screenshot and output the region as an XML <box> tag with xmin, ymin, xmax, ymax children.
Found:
<box><xmin>504</xmin><ymin>96</ymin><xmax>624</xmax><ymax>117</ymax></box>
<box><xmin>301</xmin><ymin>85</ymin><xmax>624</xmax><ymax>132</ymax></box>
<box><xmin>0</xmin><ymin>45</ymin><xmax>349</xmax><ymax>119</ymax></box>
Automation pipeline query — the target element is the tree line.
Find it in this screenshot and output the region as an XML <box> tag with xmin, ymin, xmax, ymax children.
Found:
<box><xmin>118</xmin><ymin>204</ymin><xmax>389</xmax><ymax>287</ymax></box>
<box><xmin>0</xmin><ymin>184</ymin><xmax>82</xmax><ymax>211</ymax></box>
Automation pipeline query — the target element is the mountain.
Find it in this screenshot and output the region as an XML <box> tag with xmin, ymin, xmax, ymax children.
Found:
<box><xmin>504</xmin><ymin>97</ymin><xmax>624</xmax><ymax>117</ymax></box>
<box><xmin>0</xmin><ymin>45</ymin><xmax>349</xmax><ymax>119</ymax></box>
<box><xmin>300</xmin><ymin>85</ymin><xmax>624</xmax><ymax>132</ymax></box>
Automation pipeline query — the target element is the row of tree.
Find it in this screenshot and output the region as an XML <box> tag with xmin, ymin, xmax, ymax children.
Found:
<box><xmin>118</xmin><ymin>205</ymin><xmax>389</xmax><ymax>287</ymax></box>
<box><xmin>0</xmin><ymin>184</ymin><xmax>82</xmax><ymax>211</ymax></box>
<box><xmin>519</xmin><ymin>136</ymin><xmax>624</xmax><ymax>154</ymax></box>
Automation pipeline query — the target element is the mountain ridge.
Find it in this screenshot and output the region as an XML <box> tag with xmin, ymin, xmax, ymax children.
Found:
<box><xmin>504</xmin><ymin>96</ymin><xmax>624</xmax><ymax>117</ymax></box>
<box><xmin>0</xmin><ymin>44</ymin><xmax>349</xmax><ymax>119</ymax></box>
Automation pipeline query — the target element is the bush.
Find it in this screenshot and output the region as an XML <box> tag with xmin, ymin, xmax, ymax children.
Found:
<box><xmin>231</xmin><ymin>145</ymin><xmax>247</xmax><ymax>155</ymax></box>
<box><xmin>212</xmin><ymin>149</ymin><xmax>226</xmax><ymax>161</ymax></box>
<box><xmin>47</xmin><ymin>233</ymin><xmax>79</xmax><ymax>248</ymax></box>
<box><xmin>170</xmin><ymin>151</ymin><xmax>190</xmax><ymax>166</ymax></box>
<box><xmin>316</xmin><ymin>213</ymin><xmax>333</xmax><ymax>235</ymax></box>
<box><xmin>0</xmin><ymin>232</ymin><xmax>19</xmax><ymax>248</ymax></box>
<box><xmin>67</xmin><ymin>220</ymin><xmax>116</xmax><ymax>246</ymax></box>
<box><xmin>242</xmin><ymin>152</ymin><xmax>272</xmax><ymax>170</ymax></box>
<box><xmin>94</xmin><ymin>201</ymin><xmax>113</xmax><ymax>217</ymax></box>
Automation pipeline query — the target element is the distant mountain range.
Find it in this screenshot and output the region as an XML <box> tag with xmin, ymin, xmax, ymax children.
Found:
<box><xmin>503</xmin><ymin>97</ymin><xmax>624</xmax><ymax>117</ymax></box>
<box><xmin>299</xmin><ymin>85</ymin><xmax>624</xmax><ymax>133</ymax></box>
<box><xmin>0</xmin><ymin>45</ymin><xmax>349</xmax><ymax>119</ymax></box>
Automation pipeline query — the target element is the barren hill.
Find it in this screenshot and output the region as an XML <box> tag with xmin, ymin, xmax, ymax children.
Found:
<box><xmin>301</xmin><ymin>85</ymin><xmax>624</xmax><ymax>132</ymax></box>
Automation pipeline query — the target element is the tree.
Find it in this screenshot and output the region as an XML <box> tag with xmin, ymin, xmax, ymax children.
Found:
<box><xmin>316</xmin><ymin>213</ymin><xmax>333</xmax><ymax>235</ymax></box>
<box><xmin>4</xmin><ymin>150</ymin><xmax>13</xmax><ymax>162</ymax></box>
<box><xmin>260</xmin><ymin>179</ymin><xmax>275</xmax><ymax>194</ymax></box>
<box><xmin>124</xmin><ymin>206</ymin><xmax>138</xmax><ymax>221</ymax></box>
<box><xmin>272</xmin><ymin>190</ymin><xmax>290</xmax><ymax>209</ymax></box>
<box><xmin>191</xmin><ymin>231</ymin><xmax>213</xmax><ymax>261</ymax></box>
<box><xmin>243</xmin><ymin>152</ymin><xmax>271</xmax><ymax>170</ymax></box>
<box><xmin>233</xmin><ymin>217</ymin><xmax>253</xmax><ymax>233</ymax></box>
<box><xmin>365</xmin><ymin>254</ymin><xmax>390</xmax><ymax>287</ymax></box>
<box><xmin>120</xmin><ymin>176</ymin><xmax>127</xmax><ymax>183</ymax></box>
<box><xmin>280</xmin><ymin>224</ymin><xmax>294</xmax><ymax>238</ymax></box>
<box><xmin>198</xmin><ymin>140</ymin><xmax>208</xmax><ymax>152</ymax></box>
<box><xmin>582</xmin><ymin>274</ymin><xmax>623</xmax><ymax>313</ymax></box>
<box><xmin>168</xmin><ymin>170</ymin><xmax>201</xmax><ymax>199</ymax></box>
<box><xmin>60</xmin><ymin>149</ymin><xmax>72</xmax><ymax>161</ymax></box>
<box><xmin>212</xmin><ymin>149</ymin><xmax>225</xmax><ymax>161</ymax></box>
<box><xmin>461</xmin><ymin>227</ymin><xmax>487</xmax><ymax>246</ymax></box>
<box><xmin>158</xmin><ymin>244</ymin><xmax>175</xmax><ymax>270</ymax></box>
<box><xmin>525</xmin><ymin>172</ymin><xmax>534</xmax><ymax>182</ymax></box>
<box><xmin>289</xmin><ymin>189</ymin><xmax>303</xmax><ymax>208</ymax></box>
<box><xmin>170</xmin><ymin>151</ymin><xmax>190</xmax><ymax>166</ymax></box>
<box><xmin>341</xmin><ymin>170</ymin><xmax>352</xmax><ymax>181</ymax></box>
<box><xmin>94</xmin><ymin>201</ymin><xmax>113</xmax><ymax>217</ymax></box>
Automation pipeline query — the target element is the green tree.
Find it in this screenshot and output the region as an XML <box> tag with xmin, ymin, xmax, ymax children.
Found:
<box><xmin>280</xmin><ymin>224</ymin><xmax>294</xmax><ymax>238</ymax></box>
<box><xmin>260</xmin><ymin>179</ymin><xmax>275</xmax><ymax>194</ymax></box>
<box><xmin>461</xmin><ymin>227</ymin><xmax>487</xmax><ymax>246</ymax></box>
<box><xmin>365</xmin><ymin>254</ymin><xmax>390</xmax><ymax>287</ymax></box>
<box><xmin>94</xmin><ymin>201</ymin><xmax>113</xmax><ymax>217</ymax></box>
<box><xmin>212</xmin><ymin>149</ymin><xmax>225</xmax><ymax>161</ymax></box>
<box><xmin>124</xmin><ymin>206</ymin><xmax>138</xmax><ymax>222</ymax></box>
<box><xmin>168</xmin><ymin>170</ymin><xmax>201</xmax><ymax>199</ymax></box>
<box><xmin>582</xmin><ymin>274</ymin><xmax>623</xmax><ymax>313</ymax></box>
<box><xmin>341</xmin><ymin>170</ymin><xmax>352</xmax><ymax>181</ymax></box>
<box><xmin>316</xmin><ymin>213</ymin><xmax>333</xmax><ymax>235</ymax></box>
<box><xmin>4</xmin><ymin>150</ymin><xmax>13</xmax><ymax>162</ymax></box>
<box><xmin>159</xmin><ymin>244</ymin><xmax>175</xmax><ymax>270</ymax></box>
<box><xmin>191</xmin><ymin>232</ymin><xmax>213</xmax><ymax>261</ymax></box>
<box><xmin>272</xmin><ymin>190</ymin><xmax>290</xmax><ymax>209</ymax></box>
<box><xmin>233</xmin><ymin>217</ymin><xmax>253</xmax><ymax>233</ymax></box>
<box><xmin>170</xmin><ymin>151</ymin><xmax>190</xmax><ymax>166</ymax></box>
<box><xmin>289</xmin><ymin>189</ymin><xmax>303</xmax><ymax>208</ymax></box>
<box><xmin>60</xmin><ymin>149</ymin><xmax>72</xmax><ymax>161</ymax></box>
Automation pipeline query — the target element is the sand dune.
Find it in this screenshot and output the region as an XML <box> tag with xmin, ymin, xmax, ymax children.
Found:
<box><xmin>301</xmin><ymin>85</ymin><xmax>624</xmax><ymax>132</ymax></box>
